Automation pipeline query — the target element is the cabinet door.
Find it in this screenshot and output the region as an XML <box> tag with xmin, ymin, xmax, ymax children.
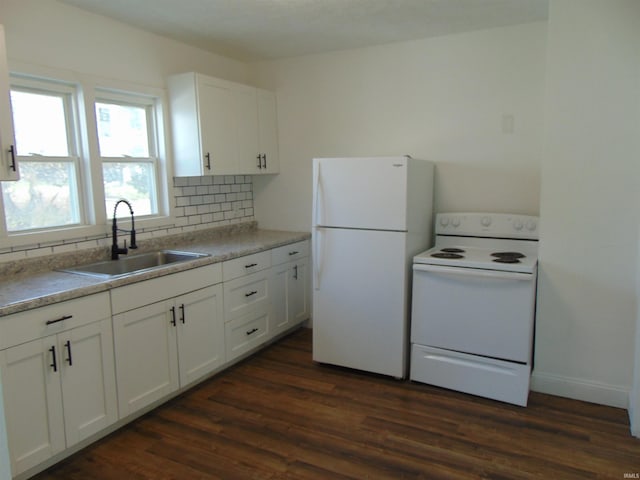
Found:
<box><xmin>256</xmin><ymin>89</ymin><xmax>279</xmax><ymax>174</ymax></box>
<box><xmin>113</xmin><ymin>302</ymin><xmax>178</xmax><ymax>418</ymax></box>
<box><xmin>198</xmin><ymin>77</ymin><xmax>238</xmax><ymax>175</ymax></box>
<box><xmin>271</xmin><ymin>262</ymin><xmax>289</xmax><ymax>338</ymax></box>
<box><xmin>235</xmin><ymin>84</ymin><xmax>259</xmax><ymax>174</ymax></box>
<box><xmin>0</xmin><ymin>337</ymin><xmax>65</xmax><ymax>476</ymax></box>
<box><xmin>0</xmin><ymin>25</ymin><xmax>18</xmax><ymax>181</ymax></box>
<box><xmin>271</xmin><ymin>258</ymin><xmax>310</xmax><ymax>338</ymax></box>
<box><xmin>59</xmin><ymin>319</ymin><xmax>117</xmax><ymax>447</ymax></box>
<box><xmin>289</xmin><ymin>258</ymin><xmax>310</xmax><ymax>324</ymax></box>
<box><xmin>176</xmin><ymin>285</ymin><xmax>225</xmax><ymax>387</ymax></box>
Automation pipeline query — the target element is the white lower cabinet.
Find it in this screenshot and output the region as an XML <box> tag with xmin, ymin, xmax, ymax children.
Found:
<box><xmin>0</xmin><ymin>240</ymin><xmax>310</xmax><ymax>478</ymax></box>
<box><xmin>271</xmin><ymin>241</ymin><xmax>310</xmax><ymax>338</ymax></box>
<box><xmin>0</xmin><ymin>293</ymin><xmax>116</xmax><ymax>477</ymax></box>
<box><xmin>271</xmin><ymin>258</ymin><xmax>310</xmax><ymax>338</ymax></box>
<box><xmin>225</xmin><ymin>309</ymin><xmax>270</xmax><ymax>361</ymax></box>
<box><xmin>113</xmin><ymin>284</ymin><xmax>224</xmax><ymax>418</ymax></box>
<box><xmin>176</xmin><ymin>286</ymin><xmax>226</xmax><ymax>387</ymax></box>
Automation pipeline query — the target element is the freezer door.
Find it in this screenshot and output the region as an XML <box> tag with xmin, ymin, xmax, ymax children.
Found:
<box><xmin>312</xmin><ymin>227</ymin><xmax>408</xmax><ymax>377</ymax></box>
<box><xmin>313</xmin><ymin>157</ymin><xmax>408</xmax><ymax>231</ymax></box>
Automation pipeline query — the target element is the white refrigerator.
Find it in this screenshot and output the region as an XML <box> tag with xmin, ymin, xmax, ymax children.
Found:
<box><xmin>312</xmin><ymin>156</ymin><xmax>434</xmax><ymax>378</ymax></box>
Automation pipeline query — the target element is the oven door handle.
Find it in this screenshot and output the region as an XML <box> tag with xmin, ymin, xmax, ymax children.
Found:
<box><xmin>413</xmin><ymin>263</ymin><xmax>532</xmax><ymax>281</ymax></box>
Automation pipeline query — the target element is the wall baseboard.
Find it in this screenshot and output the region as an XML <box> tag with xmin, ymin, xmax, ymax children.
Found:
<box><xmin>531</xmin><ymin>371</ymin><xmax>629</xmax><ymax>409</ymax></box>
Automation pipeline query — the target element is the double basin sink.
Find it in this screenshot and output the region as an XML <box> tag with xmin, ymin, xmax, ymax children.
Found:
<box><xmin>61</xmin><ymin>250</ymin><xmax>209</xmax><ymax>279</ymax></box>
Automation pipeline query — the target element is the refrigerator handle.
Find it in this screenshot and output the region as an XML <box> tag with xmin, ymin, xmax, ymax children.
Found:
<box><xmin>313</xmin><ymin>162</ymin><xmax>321</xmax><ymax>226</ymax></box>
<box><xmin>313</xmin><ymin>228</ymin><xmax>321</xmax><ymax>290</ymax></box>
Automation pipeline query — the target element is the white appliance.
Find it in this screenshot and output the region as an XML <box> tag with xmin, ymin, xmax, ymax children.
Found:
<box><xmin>410</xmin><ymin>212</ymin><xmax>539</xmax><ymax>406</ymax></box>
<box><xmin>312</xmin><ymin>156</ymin><xmax>434</xmax><ymax>378</ymax></box>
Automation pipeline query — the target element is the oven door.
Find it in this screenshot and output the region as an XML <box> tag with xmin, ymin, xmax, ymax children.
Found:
<box><xmin>410</xmin><ymin>263</ymin><xmax>536</xmax><ymax>363</ymax></box>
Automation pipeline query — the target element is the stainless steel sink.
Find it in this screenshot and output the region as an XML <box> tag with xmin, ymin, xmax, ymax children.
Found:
<box><xmin>60</xmin><ymin>250</ymin><xmax>210</xmax><ymax>279</ymax></box>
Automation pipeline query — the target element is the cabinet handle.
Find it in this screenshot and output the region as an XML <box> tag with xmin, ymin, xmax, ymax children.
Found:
<box><xmin>293</xmin><ymin>264</ymin><xmax>298</xmax><ymax>280</ymax></box>
<box><xmin>256</xmin><ymin>154</ymin><xmax>262</xmax><ymax>169</ymax></box>
<box><xmin>205</xmin><ymin>152</ymin><xmax>211</xmax><ymax>170</ymax></box>
<box><xmin>170</xmin><ymin>306</ymin><xmax>177</xmax><ymax>326</ymax></box>
<box><xmin>261</xmin><ymin>154</ymin><xmax>267</xmax><ymax>169</ymax></box>
<box><xmin>288</xmin><ymin>251</ymin><xmax>299</xmax><ymax>256</ymax></box>
<box><xmin>64</xmin><ymin>340</ymin><xmax>73</xmax><ymax>366</ymax></box>
<box><xmin>245</xmin><ymin>290</ymin><xmax>258</xmax><ymax>297</ymax></box>
<box><xmin>179</xmin><ymin>304</ymin><xmax>186</xmax><ymax>324</ymax></box>
<box><xmin>245</xmin><ymin>263</ymin><xmax>258</xmax><ymax>269</ymax></box>
<box><xmin>46</xmin><ymin>314</ymin><xmax>73</xmax><ymax>325</ymax></box>
<box><xmin>49</xmin><ymin>346</ymin><xmax>58</xmax><ymax>372</ymax></box>
<box><xmin>246</xmin><ymin>327</ymin><xmax>259</xmax><ymax>336</ymax></box>
<box><xmin>8</xmin><ymin>145</ymin><xmax>17</xmax><ymax>172</ymax></box>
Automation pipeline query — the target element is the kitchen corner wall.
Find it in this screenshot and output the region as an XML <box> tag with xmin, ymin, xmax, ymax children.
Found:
<box><xmin>534</xmin><ymin>0</ymin><xmax>640</xmax><ymax>409</ymax></box>
<box><xmin>249</xmin><ymin>21</ymin><xmax>547</xmax><ymax>232</ymax></box>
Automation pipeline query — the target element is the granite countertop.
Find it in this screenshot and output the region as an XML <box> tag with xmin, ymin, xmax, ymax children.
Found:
<box><xmin>0</xmin><ymin>225</ymin><xmax>310</xmax><ymax>317</ymax></box>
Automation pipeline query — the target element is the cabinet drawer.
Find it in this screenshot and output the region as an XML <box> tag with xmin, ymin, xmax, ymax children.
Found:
<box><xmin>223</xmin><ymin>270</ymin><xmax>270</xmax><ymax>321</ymax></box>
<box><xmin>0</xmin><ymin>292</ymin><xmax>111</xmax><ymax>350</ymax></box>
<box><xmin>225</xmin><ymin>310</ymin><xmax>269</xmax><ymax>362</ymax></box>
<box><xmin>111</xmin><ymin>263</ymin><xmax>222</xmax><ymax>315</ymax></box>
<box><xmin>271</xmin><ymin>240</ymin><xmax>309</xmax><ymax>266</ymax></box>
<box><xmin>222</xmin><ymin>251</ymin><xmax>271</xmax><ymax>281</ymax></box>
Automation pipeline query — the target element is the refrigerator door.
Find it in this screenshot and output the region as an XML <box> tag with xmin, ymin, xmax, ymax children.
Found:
<box><xmin>312</xmin><ymin>226</ymin><xmax>408</xmax><ymax>378</ymax></box>
<box><xmin>313</xmin><ymin>156</ymin><xmax>408</xmax><ymax>231</ymax></box>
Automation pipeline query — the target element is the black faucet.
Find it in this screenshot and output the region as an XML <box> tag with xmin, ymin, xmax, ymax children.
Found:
<box><xmin>112</xmin><ymin>199</ymin><xmax>138</xmax><ymax>260</ymax></box>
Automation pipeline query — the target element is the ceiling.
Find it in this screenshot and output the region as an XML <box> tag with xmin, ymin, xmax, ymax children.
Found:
<box><xmin>56</xmin><ymin>0</ymin><xmax>548</xmax><ymax>62</ymax></box>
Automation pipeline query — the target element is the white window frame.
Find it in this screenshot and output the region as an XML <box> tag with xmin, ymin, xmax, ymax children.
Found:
<box><xmin>0</xmin><ymin>75</ymin><xmax>90</xmax><ymax>240</ymax></box>
<box><xmin>0</xmin><ymin>64</ymin><xmax>175</xmax><ymax>249</ymax></box>
<box><xmin>94</xmin><ymin>89</ymin><xmax>162</xmax><ymax>220</ymax></box>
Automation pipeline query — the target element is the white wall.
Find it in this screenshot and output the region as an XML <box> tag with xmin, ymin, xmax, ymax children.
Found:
<box><xmin>0</xmin><ymin>0</ymin><xmax>249</xmax><ymax>88</ymax></box>
<box><xmin>533</xmin><ymin>0</ymin><xmax>640</xmax><ymax>408</ymax></box>
<box><xmin>250</xmin><ymin>22</ymin><xmax>547</xmax><ymax>232</ymax></box>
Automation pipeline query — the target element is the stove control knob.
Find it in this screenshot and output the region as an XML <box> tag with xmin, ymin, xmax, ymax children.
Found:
<box><xmin>513</xmin><ymin>219</ymin><xmax>523</xmax><ymax>230</ymax></box>
<box><xmin>451</xmin><ymin>217</ymin><xmax>460</xmax><ymax>227</ymax></box>
<box><xmin>439</xmin><ymin>216</ymin><xmax>449</xmax><ymax>227</ymax></box>
<box><xmin>526</xmin><ymin>220</ymin><xmax>537</xmax><ymax>231</ymax></box>
<box><xmin>481</xmin><ymin>216</ymin><xmax>492</xmax><ymax>227</ymax></box>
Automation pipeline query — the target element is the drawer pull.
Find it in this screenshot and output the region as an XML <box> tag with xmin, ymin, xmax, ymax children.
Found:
<box><xmin>49</xmin><ymin>346</ymin><xmax>58</xmax><ymax>372</ymax></box>
<box><xmin>245</xmin><ymin>290</ymin><xmax>258</xmax><ymax>297</ymax></box>
<box><xmin>288</xmin><ymin>251</ymin><xmax>299</xmax><ymax>256</ymax></box>
<box><xmin>46</xmin><ymin>314</ymin><xmax>73</xmax><ymax>325</ymax></box>
<box><xmin>246</xmin><ymin>327</ymin><xmax>259</xmax><ymax>336</ymax></box>
<box><xmin>245</xmin><ymin>263</ymin><xmax>258</xmax><ymax>269</ymax></box>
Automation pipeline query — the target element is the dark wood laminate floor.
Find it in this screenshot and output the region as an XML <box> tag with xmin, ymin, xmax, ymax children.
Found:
<box><xmin>34</xmin><ymin>328</ymin><xmax>640</xmax><ymax>479</ymax></box>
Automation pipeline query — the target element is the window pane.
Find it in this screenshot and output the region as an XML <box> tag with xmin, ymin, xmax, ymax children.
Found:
<box><xmin>2</xmin><ymin>162</ymin><xmax>80</xmax><ymax>231</ymax></box>
<box><xmin>10</xmin><ymin>90</ymin><xmax>69</xmax><ymax>156</ymax></box>
<box><xmin>103</xmin><ymin>162</ymin><xmax>157</xmax><ymax>217</ymax></box>
<box><xmin>96</xmin><ymin>102</ymin><xmax>150</xmax><ymax>157</ymax></box>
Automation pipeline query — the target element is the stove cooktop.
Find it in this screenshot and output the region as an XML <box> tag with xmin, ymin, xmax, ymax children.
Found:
<box><xmin>414</xmin><ymin>245</ymin><xmax>538</xmax><ymax>274</ymax></box>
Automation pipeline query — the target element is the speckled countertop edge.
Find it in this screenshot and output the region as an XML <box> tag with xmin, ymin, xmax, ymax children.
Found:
<box><xmin>0</xmin><ymin>224</ymin><xmax>310</xmax><ymax>317</ymax></box>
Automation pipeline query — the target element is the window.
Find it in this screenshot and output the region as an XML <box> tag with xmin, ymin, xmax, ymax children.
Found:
<box><xmin>0</xmin><ymin>72</ymin><xmax>170</xmax><ymax>243</ymax></box>
<box><xmin>2</xmin><ymin>82</ymin><xmax>83</xmax><ymax>232</ymax></box>
<box><xmin>95</xmin><ymin>93</ymin><xmax>159</xmax><ymax>219</ymax></box>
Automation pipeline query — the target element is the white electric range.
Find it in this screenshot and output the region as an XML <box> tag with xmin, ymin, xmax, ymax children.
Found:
<box><xmin>410</xmin><ymin>212</ymin><xmax>539</xmax><ymax>406</ymax></box>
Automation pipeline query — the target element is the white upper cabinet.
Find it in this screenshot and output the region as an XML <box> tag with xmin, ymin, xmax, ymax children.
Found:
<box><xmin>0</xmin><ymin>25</ymin><xmax>18</xmax><ymax>181</ymax></box>
<box><xmin>256</xmin><ymin>89</ymin><xmax>279</xmax><ymax>174</ymax></box>
<box><xmin>167</xmin><ymin>72</ymin><xmax>279</xmax><ymax>176</ymax></box>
